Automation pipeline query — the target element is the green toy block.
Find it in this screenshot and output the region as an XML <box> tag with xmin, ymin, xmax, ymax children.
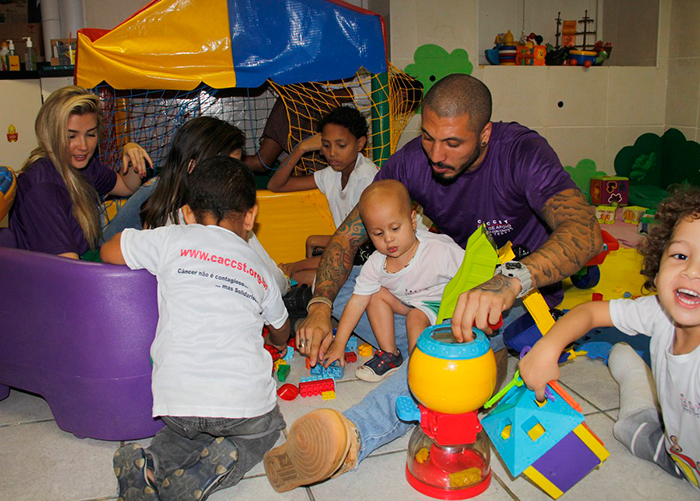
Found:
<box><xmin>277</xmin><ymin>364</ymin><xmax>290</xmax><ymax>382</ymax></box>
<box><xmin>436</xmin><ymin>224</ymin><xmax>499</xmax><ymax>324</ymax></box>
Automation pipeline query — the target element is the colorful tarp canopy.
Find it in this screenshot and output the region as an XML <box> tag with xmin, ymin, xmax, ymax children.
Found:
<box><xmin>76</xmin><ymin>0</ymin><xmax>387</xmax><ymax>90</ymax></box>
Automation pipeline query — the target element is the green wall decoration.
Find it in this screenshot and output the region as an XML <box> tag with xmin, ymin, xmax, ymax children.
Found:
<box><xmin>404</xmin><ymin>44</ymin><xmax>473</xmax><ymax>112</ymax></box>
<box><xmin>614</xmin><ymin>128</ymin><xmax>700</xmax><ymax>208</ymax></box>
<box><xmin>564</xmin><ymin>159</ymin><xmax>607</xmax><ymax>203</ymax></box>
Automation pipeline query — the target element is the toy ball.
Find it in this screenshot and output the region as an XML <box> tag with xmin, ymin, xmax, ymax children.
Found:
<box><xmin>408</xmin><ymin>324</ymin><xmax>496</xmax><ymax>414</ymax></box>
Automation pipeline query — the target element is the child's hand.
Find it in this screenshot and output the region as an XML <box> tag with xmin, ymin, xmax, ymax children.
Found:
<box><xmin>264</xmin><ymin>335</ymin><xmax>287</xmax><ymax>356</ymax></box>
<box><xmin>322</xmin><ymin>340</ymin><xmax>346</xmax><ymax>368</ymax></box>
<box><xmin>298</xmin><ymin>133</ymin><xmax>322</xmax><ymax>154</ymax></box>
<box><xmin>518</xmin><ymin>342</ymin><xmax>561</xmax><ymax>402</ymax></box>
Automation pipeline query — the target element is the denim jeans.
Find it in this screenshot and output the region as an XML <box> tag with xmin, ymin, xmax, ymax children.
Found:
<box><xmin>102</xmin><ymin>178</ymin><xmax>159</xmax><ymax>242</ymax></box>
<box><xmin>147</xmin><ymin>404</ymin><xmax>285</xmax><ymax>489</ymax></box>
<box><xmin>338</xmin><ymin>265</ymin><xmax>524</xmax><ymax>463</ymax></box>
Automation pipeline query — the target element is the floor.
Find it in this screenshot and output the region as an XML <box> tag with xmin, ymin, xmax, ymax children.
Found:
<box><xmin>1</xmin><ymin>339</ymin><xmax>697</xmax><ymax>501</ymax></box>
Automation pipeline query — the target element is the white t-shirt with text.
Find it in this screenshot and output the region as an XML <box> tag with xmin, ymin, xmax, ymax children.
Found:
<box><xmin>120</xmin><ymin>224</ymin><xmax>288</xmax><ymax>419</ymax></box>
<box><xmin>353</xmin><ymin>230</ymin><xmax>465</xmax><ymax>324</ymax></box>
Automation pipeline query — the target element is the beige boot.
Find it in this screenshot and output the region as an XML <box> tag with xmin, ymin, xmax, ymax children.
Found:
<box><xmin>263</xmin><ymin>409</ymin><xmax>360</xmax><ymax>492</ymax></box>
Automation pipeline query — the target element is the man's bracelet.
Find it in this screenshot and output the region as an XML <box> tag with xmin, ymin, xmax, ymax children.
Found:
<box><xmin>306</xmin><ymin>296</ymin><xmax>333</xmax><ymax>312</ymax></box>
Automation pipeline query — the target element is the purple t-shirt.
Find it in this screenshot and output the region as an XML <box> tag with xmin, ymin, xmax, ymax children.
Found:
<box><xmin>375</xmin><ymin>121</ymin><xmax>578</xmax><ymax>306</ymax></box>
<box><xmin>9</xmin><ymin>157</ymin><xmax>117</xmax><ymax>255</ymax></box>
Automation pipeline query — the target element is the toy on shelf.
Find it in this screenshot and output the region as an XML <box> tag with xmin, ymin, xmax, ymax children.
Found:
<box><xmin>397</xmin><ymin>324</ymin><xmax>496</xmax><ymax>499</ymax></box>
<box><xmin>595</xmin><ymin>205</ymin><xmax>616</xmax><ymax>225</ymax></box>
<box><xmin>591</xmin><ymin>176</ymin><xmax>629</xmax><ymax>206</ymax></box>
<box><xmin>482</xmin><ymin>373</ymin><xmax>609</xmax><ymax>499</ymax></box>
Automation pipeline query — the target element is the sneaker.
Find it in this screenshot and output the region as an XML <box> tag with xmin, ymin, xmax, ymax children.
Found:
<box><xmin>159</xmin><ymin>436</ymin><xmax>238</xmax><ymax>501</ymax></box>
<box><xmin>355</xmin><ymin>350</ymin><xmax>403</xmax><ymax>382</ymax></box>
<box><xmin>263</xmin><ymin>409</ymin><xmax>360</xmax><ymax>492</ymax></box>
<box><xmin>113</xmin><ymin>443</ymin><xmax>159</xmax><ymax>501</ymax></box>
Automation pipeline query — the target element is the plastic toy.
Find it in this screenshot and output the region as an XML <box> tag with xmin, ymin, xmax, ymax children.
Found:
<box><xmin>299</xmin><ymin>376</ymin><xmax>335</xmax><ymax>397</ymax></box>
<box><xmin>346</xmin><ymin>336</ymin><xmax>358</xmax><ymax>352</ymax></box>
<box><xmin>283</xmin><ymin>345</ymin><xmax>294</xmax><ymax>362</ymax></box>
<box><xmin>309</xmin><ymin>361</ymin><xmax>344</xmax><ymax>380</ymax></box>
<box><xmin>622</xmin><ymin>206</ymin><xmax>648</xmax><ymax>224</ymax></box>
<box><xmin>358</xmin><ymin>343</ymin><xmax>373</xmax><ymax>357</ymax></box>
<box><xmin>0</xmin><ymin>165</ymin><xmax>16</xmax><ymax>221</ymax></box>
<box><xmin>277</xmin><ymin>364</ymin><xmax>290</xmax><ymax>382</ymax></box>
<box><xmin>277</xmin><ymin>383</ymin><xmax>299</xmax><ymax>401</ymax></box>
<box><xmin>595</xmin><ymin>205</ymin><xmax>616</xmax><ymax>224</ymax></box>
<box><xmin>591</xmin><ymin>176</ymin><xmax>629</xmax><ymax>206</ymax></box>
<box><xmin>570</xmin><ymin>230</ymin><xmax>619</xmax><ymax>289</ymax></box>
<box><xmin>437</xmin><ymin>224</ymin><xmax>500</xmax><ymax>324</ymax></box>
<box><xmin>396</xmin><ymin>323</ymin><xmax>496</xmax><ymax>498</ymax></box>
<box><xmin>568</xmin><ymin>49</ymin><xmax>597</xmax><ymax>67</ymax></box>
<box><xmin>0</xmin><ymin>246</ymin><xmax>162</xmax><ymax>440</ymax></box>
<box><xmin>321</xmin><ymin>390</ymin><xmax>336</xmax><ymax>401</ymax></box>
<box><xmin>482</xmin><ymin>375</ymin><xmax>609</xmax><ymax>498</ymax></box>
<box><xmin>345</xmin><ymin>351</ymin><xmax>357</xmax><ymax>363</ymax></box>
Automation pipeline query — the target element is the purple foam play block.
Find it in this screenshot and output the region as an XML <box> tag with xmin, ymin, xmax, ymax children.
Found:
<box><xmin>0</xmin><ymin>247</ymin><xmax>163</xmax><ymax>441</ymax></box>
<box><xmin>530</xmin><ymin>429</ymin><xmax>600</xmax><ymax>493</ymax></box>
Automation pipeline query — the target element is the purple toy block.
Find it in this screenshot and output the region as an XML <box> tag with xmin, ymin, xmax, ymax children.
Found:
<box><xmin>0</xmin><ymin>247</ymin><xmax>163</xmax><ymax>441</ymax></box>
<box><xmin>530</xmin><ymin>429</ymin><xmax>600</xmax><ymax>493</ymax></box>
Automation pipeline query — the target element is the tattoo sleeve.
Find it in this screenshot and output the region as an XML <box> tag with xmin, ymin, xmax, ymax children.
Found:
<box><xmin>313</xmin><ymin>205</ymin><xmax>369</xmax><ymax>301</ymax></box>
<box><xmin>523</xmin><ymin>189</ymin><xmax>603</xmax><ymax>288</ymax></box>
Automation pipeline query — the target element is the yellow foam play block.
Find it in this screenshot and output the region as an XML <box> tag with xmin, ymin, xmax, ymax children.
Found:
<box><xmin>254</xmin><ymin>189</ymin><xmax>336</xmax><ymax>265</ymax></box>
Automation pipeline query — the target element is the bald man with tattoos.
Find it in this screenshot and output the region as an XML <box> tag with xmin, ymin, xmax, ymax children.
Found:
<box><xmin>263</xmin><ymin>74</ymin><xmax>603</xmax><ymax>492</ymax></box>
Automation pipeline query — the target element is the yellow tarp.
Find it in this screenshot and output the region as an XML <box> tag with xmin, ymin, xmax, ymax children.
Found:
<box><xmin>77</xmin><ymin>0</ymin><xmax>236</xmax><ymax>90</ymax></box>
<box><xmin>254</xmin><ymin>189</ymin><xmax>336</xmax><ymax>265</ymax></box>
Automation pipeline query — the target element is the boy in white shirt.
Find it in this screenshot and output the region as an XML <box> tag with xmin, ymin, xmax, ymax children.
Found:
<box><xmin>101</xmin><ymin>157</ymin><xmax>289</xmax><ymax>501</ymax></box>
<box><xmin>321</xmin><ymin>180</ymin><xmax>465</xmax><ymax>381</ymax></box>
<box><xmin>520</xmin><ymin>185</ymin><xmax>700</xmax><ymax>489</ymax></box>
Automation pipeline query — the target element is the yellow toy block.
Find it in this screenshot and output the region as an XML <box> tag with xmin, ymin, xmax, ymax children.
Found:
<box><xmin>358</xmin><ymin>343</ymin><xmax>373</xmax><ymax>357</ymax></box>
<box><xmin>321</xmin><ymin>390</ymin><xmax>336</xmax><ymax>400</ymax></box>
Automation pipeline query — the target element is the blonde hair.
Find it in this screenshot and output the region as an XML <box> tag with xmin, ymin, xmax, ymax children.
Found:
<box><xmin>22</xmin><ymin>86</ymin><xmax>104</xmax><ymax>249</ymax></box>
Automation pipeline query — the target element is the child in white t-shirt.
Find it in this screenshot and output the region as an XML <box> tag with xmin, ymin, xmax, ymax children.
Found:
<box><xmin>267</xmin><ymin>106</ymin><xmax>378</xmax><ymax>287</ymax></box>
<box><xmin>101</xmin><ymin>157</ymin><xmax>290</xmax><ymax>501</ymax></box>
<box><xmin>322</xmin><ymin>180</ymin><xmax>465</xmax><ymax>382</ymax></box>
<box><xmin>520</xmin><ymin>185</ymin><xmax>700</xmax><ymax>490</ymax></box>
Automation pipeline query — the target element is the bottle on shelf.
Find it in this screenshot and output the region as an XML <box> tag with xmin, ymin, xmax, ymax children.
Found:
<box><xmin>0</xmin><ymin>41</ymin><xmax>9</xmax><ymax>71</ymax></box>
<box><xmin>23</xmin><ymin>36</ymin><xmax>36</xmax><ymax>71</ymax></box>
<box><xmin>7</xmin><ymin>39</ymin><xmax>20</xmax><ymax>71</ymax></box>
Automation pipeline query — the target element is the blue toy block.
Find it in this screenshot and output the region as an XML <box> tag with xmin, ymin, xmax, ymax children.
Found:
<box><xmin>283</xmin><ymin>345</ymin><xmax>294</xmax><ymax>362</ymax></box>
<box><xmin>481</xmin><ymin>384</ymin><xmax>584</xmax><ymax>478</ymax></box>
<box><xmin>574</xmin><ymin>327</ymin><xmax>651</xmax><ymax>367</ymax></box>
<box><xmin>396</xmin><ymin>395</ymin><xmax>421</xmax><ymax>422</ymax></box>
<box><xmin>310</xmin><ymin>361</ymin><xmax>344</xmax><ymax>380</ymax></box>
<box><xmin>345</xmin><ymin>336</ymin><xmax>358</xmax><ymax>352</ymax></box>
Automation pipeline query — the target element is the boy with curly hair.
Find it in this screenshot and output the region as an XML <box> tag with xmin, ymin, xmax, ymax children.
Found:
<box><xmin>520</xmin><ymin>185</ymin><xmax>700</xmax><ymax>489</ymax></box>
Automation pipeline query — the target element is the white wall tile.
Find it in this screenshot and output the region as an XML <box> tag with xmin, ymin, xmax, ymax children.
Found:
<box><xmin>665</xmin><ymin>57</ymin><xmax>700</xmax><ymax>127</ymax></box>
<box><xmin>485</xmin><ymin>66</ymin><xmax>548</xmax><ymax>127</ymax></box>
<box><xmin>607</xmin><ymin>66</ymin><xmax>667</xmax><ymax>125</ymax></box>
<box><xmin>669</xmin><ymin>0</ymin><xmax>700</xmax><ymax>58</ymax></box>
<box><xmin>547</xmin><ymin>66</ymin><xmax>609</xmax><ymax>126</ymax></box>
<box><xmin>538</xmin><ymin>127</ymin><xmax>607</xmax><ymax>172</ymax></box>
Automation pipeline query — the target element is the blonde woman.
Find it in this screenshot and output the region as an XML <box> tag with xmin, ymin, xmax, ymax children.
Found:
<box><xmin>8</xmin><ymin>86</ymin><xmax>151</xmax><ymax>258</ymax></box>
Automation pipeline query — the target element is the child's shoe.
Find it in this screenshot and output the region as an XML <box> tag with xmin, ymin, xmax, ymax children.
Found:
<box><xmin>159</xmin><ymin>436</ymin><xmax>238</xmax><ymax>501</ymax></box>
<box><xmin>263</xmin><ymin>409</ymin><xmax>360</xmax><ymax>492</ymax></box>
<box><xmin>113</xmin><ymin>443</ymin><xmax>159</xmax><ymax>501</ymax></box>
<box><xmin>355</xmin><ymin>349</ymin><xmax>403</xmax><ymax>382</ymax></box>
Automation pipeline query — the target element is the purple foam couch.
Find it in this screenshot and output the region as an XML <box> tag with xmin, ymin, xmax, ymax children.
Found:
<box><xmin>0</xmin><ymin>238</ymin><xmax>163</xmax><ymax>440</ymax></box>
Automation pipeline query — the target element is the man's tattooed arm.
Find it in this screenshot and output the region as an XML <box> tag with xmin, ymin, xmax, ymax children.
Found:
<box><xmin>521</xmin><ymin>188</ymin><xmax>603</xmax><ymax>289</ymax></box>
<box><xmin>313</xmin><ymin>205</ymin><xmax>369</xmax><ymax>301</ymax></box>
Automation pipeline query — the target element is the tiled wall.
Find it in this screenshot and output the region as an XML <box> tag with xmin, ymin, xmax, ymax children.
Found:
<box><xmin>664</xmin><ymin>0</ymin><xmax>700</xmax><ymax>142</ymax></box>
<box><xmin>392</xmin><ymin>0</ymin><xmax>674</xmax><ymax>175</ymax></box>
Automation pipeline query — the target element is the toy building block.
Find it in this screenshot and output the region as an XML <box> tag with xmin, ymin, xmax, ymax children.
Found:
<box><xmin>345</xmin><ymin>351</ymin><xmax>357</xmax><ymax>363</ymax></box>
<box><xmin>437</xmin><ymin>224</ymin><xmax>500</xmax><ymax>324</ymax></box>
<box><xmin>263</xmin><ymin>343</ymin><xmax>283</xmax><ymax>361</ymax></box>
<box><xmin>283</xmin><ymin>345</ymin><xmax>294</xmax><ymax>362</ymax></box>
<box><xmin>321</xmin><ymin>390</ymin><xmax>336</xmax><ymax>400</ymax></box>
<box><xmin>310</xmin><ymin>361</ymin><xmax>344</xmax><ymax>380</ymax></box>
<box><xmin>345</xmin><ymin>336</ymin><xmax>358</xmax><ymax>352</ymax></box>
<box><xmin>482</xmin><ymin>380</ymin><xmax>608</xmax><ymax>499</ymax></box>
<box><xmin>305</xmin><ymin>357</ymin><xmax>311</xmax><ymax>370</ymax></box>
<box><xmin>358</xmin><ymin>343</ymin><xmax>373</xmax><ymax>357</ymax></box>
<box><xmin>277</xmin><ymin>364</ymin><xmax>290</xmax><ymax>382</ymax></box>
<box><xmin>299</xmin><ymin>376</ymin><xmax>335</xmax><ymax>397</ymax></box>
<box><xmin>273</xmin><ymin>359</ymin><xmax>286</xmax><ymax>371</ymax></box>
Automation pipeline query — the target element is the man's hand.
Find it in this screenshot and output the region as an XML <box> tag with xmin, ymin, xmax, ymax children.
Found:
<box><xmin>451</xmin><ymin>274</ymin><xmax>519</xmax><ymax>342</ymax></box>
<box><xmin>296</xmin><ymin>303</ymin><xmax>334</xmax><ymax>366</ymax></box>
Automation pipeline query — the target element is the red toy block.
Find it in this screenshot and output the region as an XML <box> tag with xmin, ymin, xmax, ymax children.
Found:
<box><xmin>345</xmin><ymin>351</ymin><xmax>357</xmax><ymax>363</ymax></box>
<box><xmin>305</xmin><ymin>357</ymin><xmax>311</xmax><ymax>370</ymax></box>
<box><xmin>263</xmin><ymin>343</ymin><xmax>283</xmax><ymax>361</ymax></box>
<box><xmin>299</xmin><ymin>377</ymin><xmax>335</xmax><ymax>397</ymax></box>
<box><xmin>592</xmin><ymin>292</ymin><xmax>604</xmax><ymax>301</ymax></box>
